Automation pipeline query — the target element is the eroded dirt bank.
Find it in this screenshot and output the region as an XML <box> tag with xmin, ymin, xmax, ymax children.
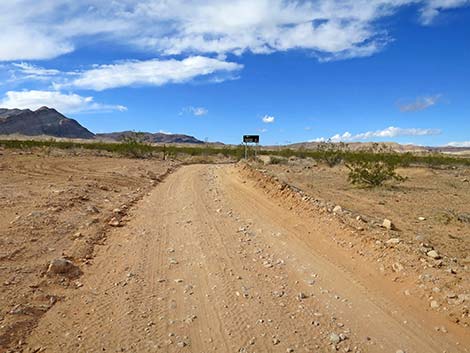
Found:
<box><xmin>0</xmin><ymin>150</ymin><xmax>177</xmax><ymax>352</ymax></box>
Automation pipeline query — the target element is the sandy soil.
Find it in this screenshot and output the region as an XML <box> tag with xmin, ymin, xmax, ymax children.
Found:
<box><xmin>5</xmin><ymin>163</ymin><xmax>467</xmax><ymax>353</ymax></box>
<box><xmin>0</xmin><ymin>150</ymin><xmax>177</xmax><ymax>352</ymax></box>
<box><xmin>255</xmin><ymin>158</ymin><xmax>470</xmax><ymax>326</ymax></box>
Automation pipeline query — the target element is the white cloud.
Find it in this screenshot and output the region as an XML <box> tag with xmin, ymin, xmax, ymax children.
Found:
<box><xmin>12</xmin><ymin>63</ymin><xmax>61</xmax><ymax>78</ymax></box>
<box><xmin>313</xmin><ymin>126</ymin><xmax>441</xmax><ymax>142</ymax></box>
<box><xmin>180</xmin><ymin>106</ymin><xmax>208</xmax><ymax>116</ymax></box>
<box><xmin>262</xmin><ymin>115</ymin><xmax>275</xmax><ymax>123</ymax></box>
<box><xmin>0</xmin><ymin>90</ymin><xmax>127</xmax><ymax>114</ymax></box>
<box><xmin>190</xmin><ymin>107</ymin><xmax>208</xmax><ymax>116</ymax></box>
<box><xmin>0</xmin><ymin>29</ymin><xmax>73</xmax><ymax>61</ymax></box>
<box><xmin>447</xmin><ymin>141</ymin><xmax>470</xmax><ymax>147</ymax></box>
<box><xmin>56</xmin><ymin>56</ymin><xmax>243</xmax><ymax>91</ymax></box>
<box><xmin>398</xmin><ymin>94</ymin><xmax>442</xmax><ymax>112</ymax></box>
<box><xmin>0</xmin><ymin>1</ymin><xmax>468</xmax><ymax>61</ymax></box>
<box><xmin>419</xmin><ymin>0</ymin><xmax>470</xmax><ymax>24</ymax></box>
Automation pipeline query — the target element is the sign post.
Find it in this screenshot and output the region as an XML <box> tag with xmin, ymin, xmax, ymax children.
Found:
<box><xmin>243</xmin><ymin>135</ymin><xmax>260</xmax><ymax>159</ymax></box>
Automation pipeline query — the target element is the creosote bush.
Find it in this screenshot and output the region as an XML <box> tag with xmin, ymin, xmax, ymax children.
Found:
<box><xmin>121</xmin><ymin>132</ymin><xmax>154</xmax><ymax>158</ymax></box>
<box><xmin>346</xmin><ymin>160</ymin><xmax>407</xmax><ymax>187</ymax></box>
<box><xmin>0</xmin><ymin>139</ymin><xmax>468</xmax><ymax>167</ymax></box>
<box><xmin>269</xmin><ymin>156</ymin><xmax>288</xmax><ymax>165</ymax></box>
<box><xmin>316</xmin><ymin>141</ymin><xmax>348</xmax><ymax>167</ymax></box>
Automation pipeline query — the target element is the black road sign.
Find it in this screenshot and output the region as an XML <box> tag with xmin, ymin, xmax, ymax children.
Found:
<box><xmin>243</xmin><ymin>135</ymin><xmax>260</xmax><ymax>143</ymax></box>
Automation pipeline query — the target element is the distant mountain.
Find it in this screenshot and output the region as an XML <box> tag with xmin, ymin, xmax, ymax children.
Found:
<box><xmin>286</xmin><ymin>141</ymin><xmax>429</xmax><ymax>153</ymax></box>
<box><xmin>96</xmin><ymin>131</ymin><xmax>204</xmax><ymax>144</ymax></box>
<box><xmin>283</xmin><ymin>141</ymin><xmax>470</xmax><ymax>154</ymax></box>
<box><xmin>0</xmin><ymin>107</ymin><xmax>206</xmax><ymax>144</ymax></box>
<box><xmin>0</xmin><ymin>107</ymin><xmax>94</xmax><ymax>139</ymax></box>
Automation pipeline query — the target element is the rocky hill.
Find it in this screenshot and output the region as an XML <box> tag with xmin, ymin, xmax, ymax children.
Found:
<box><xmin>96</xmin><ymin>131</ymin><xmax>204</xmax><ymax>144</ymax></box>
<box><xmin>0</xmin><ymin>107</ymin><xmax>94</xmax><ymax>139</ymax></box>
<box><xmin>0</xmin><ymin>108</ymin><xmax>204</xmax><ymax>144</ymax></box>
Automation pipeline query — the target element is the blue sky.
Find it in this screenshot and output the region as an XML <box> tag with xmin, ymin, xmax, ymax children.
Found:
<box><xmin>0</xmin><ymin>1</ymin><xmax>469</xmax><ymax>146</ymax></box>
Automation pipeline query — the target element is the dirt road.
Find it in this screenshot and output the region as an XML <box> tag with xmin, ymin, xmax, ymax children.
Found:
<box><xmin>24</xmin><ymin>164</ymin><xmax>469</xmax><ymax>353</ymax></box>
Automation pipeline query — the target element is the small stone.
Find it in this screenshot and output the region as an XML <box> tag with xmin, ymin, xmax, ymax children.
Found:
<box><xmin>333</xmin><ymin>206</ymin><xmax>342</xmax><ymax>214</ymax></box>
<box><xmin>297</xmin><ymin>292</ymin><xmax>307</xmax><ymax>300</ymax></box>
<box><xmin>86</xmin><ymin>205</ymin><xmax>99</xmax><ymax>214</ymax></box>
<box><xmin>272</xmin><ymin>338</ymin><xmax>280</xmax><ymax>345</ymax></box>
<box><xmin>329</xmin><ymin>333</ymin><xmax>341</xmax><ymax>344</ymax></box>
<box><xmin>47</xmin><ymin>258</ymin><xmax>77</xmax><ymax>275</ymax></box>
<box><xmin>418</xmin><ymin>217</ymin><xmax>426</xmax><ymax>221</ymax></box>
<box><xmin>9</xmin><ymin>304</ymin><xmax>27</xmax><ymax>315</ymax></box>
<box><xmin>430</xmin><ymin>300</ymin><xmax>439</xmax><ymax>309</ymax></box>
<box><xmin>108</xmin><ymin>217</ymin><xmax>121</xmax><ymax>227</ymax></box>
<box><xmin>71</xmin><ymin>232</ymin><xmax>83</xmax><ymax>240</ymax></box>
<box><xmin>176</xmin><ymin>341</ymin><xmax>187</xmax><ymax>348</ymax></box>
<box><xmin>427</xmin><ymin>250</ymin><xmax>441</xmax><ymax>259</ymax></box>
<box><xmin>396</xmin><ymin>350</ymin><xmax>405</xmax><ymax>353</ymax></box>
<box><xmin>386</xmin><ymin>238</ymin><xmax>401</xmax><ymax>245</ymax></box>
<box><xmin>392</xmin><ymin>262</ymin><xmax>404</xmax><ymax>272</ymax></box>
<box><xmin>382</xmin><ymin>219</ymin><xmax>394</xmax><ymax>230</ymax></box>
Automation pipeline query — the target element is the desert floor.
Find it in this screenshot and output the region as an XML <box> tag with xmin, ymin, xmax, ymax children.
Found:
<box><xmin>1</xmin><ymin>151</ymin><xmax>469</xmax><ymax>353</ymax></box>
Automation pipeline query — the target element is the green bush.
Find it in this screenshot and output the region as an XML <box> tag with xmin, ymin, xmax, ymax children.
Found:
<box><xmin>316</xmin><ymin>141</ymin><xmax>348</xmax><ymax>167</ymax></box>
<box><xmin>269</xmin><ymin>156</ymin><xmax>288</xmax><ymax>165</ymax></box>
<box><xmin>346</xmin><ymin>160</ymin><xmax>407</xmax><ymax>187</ymax></box>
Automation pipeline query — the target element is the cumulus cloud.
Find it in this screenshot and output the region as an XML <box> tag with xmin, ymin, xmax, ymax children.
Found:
<box><xmin>262</xmin><ymin>115</ymin><xmax>275</xmax><ymax>123</ymax></box>
<box><xmin>0</xmin><ymin>90</ymin><xmax>127</xmax><ymax>114</ymax></box>
<box><xmin>313</xmin><ymin>126</ymin><xmax>441</xmax><ymax>142</ymax></box>
<box><xmin>0</xmin><ymin>1</ymin><xmax>468</xmax><ymax>61</ymax></box>
<box><xmin>447</xmin><ymin>141</ymin><xmax>470</xmax><ymax>147</ymax></box>
<box><xmin>398</xmin><ymin>94</ymin><xmax>442</xmax><ymax>112</ymax></box>
<box><xmin>55</xmin><ymin>56</ymin><xmax>242</xmax><ymax>91</ymax></box>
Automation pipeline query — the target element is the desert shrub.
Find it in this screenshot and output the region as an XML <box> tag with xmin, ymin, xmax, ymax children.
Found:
<box><xmin>269</xmin><ymin>156</ymin><xmax>288</xmax><ymax>165</ymax></box>
<box><xmin>120</xmin><ymin>133</ymin><xmax>154</xmax><ymax>158</ymax></box>
<box><xmin>1</xmin><ymin>138</ymin><xmax>469</xmax><ymax>167</ymax></box>
<box><xmin>346</xmin><ymin>160</ymin><xmax>407</xmax><ymax>187</ymax></box>
<box><xmin>316</xmin><ymin>141</ymin><xmax>348</xmax><ymax>167</ymax></box>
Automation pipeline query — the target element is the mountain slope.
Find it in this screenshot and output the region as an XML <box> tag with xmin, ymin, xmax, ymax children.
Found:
<box><xmin>96</xmin><ymin>131</ymin><xmax>204</xmax><ymax>144</ymax></box>
<box><xmin>0</xmin><ymin>107</ymin><xmax>95</xmax><ymax>139</ymax></box>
